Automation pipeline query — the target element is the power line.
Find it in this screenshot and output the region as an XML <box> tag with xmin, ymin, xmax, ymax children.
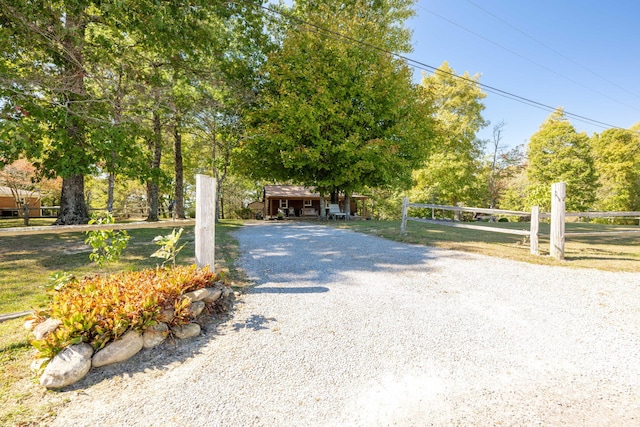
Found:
<box><xmin>246</xmin><ymin>0</ymin><xmax>637</xmax><ymax>134</ymax></box>
<box><xmin>416</xmin><ymin>3</ymin><xmax>640</xmax><ymax>113</ymax></box>
<box><xmin>464</xmin><ymin>0</ymin><xmax>640</xmax><ymax>102</ymax></box>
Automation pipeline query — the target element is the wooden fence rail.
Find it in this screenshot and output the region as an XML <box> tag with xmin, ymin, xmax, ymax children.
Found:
<box><xmin>400</xmin><ymin>198</ymin><xmax>541</xmax><ymax>255</ymax></box>
<box><xmin>0</xmin><ymin>219</ymin><xmax>196</xmax><ymax>237</ymax></box>
<box><xmin>549</xmin><ymin>182</ymin><xmax>640</xmax><ymax>259</ymax></box>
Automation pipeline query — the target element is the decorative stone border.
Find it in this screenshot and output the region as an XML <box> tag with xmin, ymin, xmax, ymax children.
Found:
<box><xmin>26</xmin><ymin>284</ymin><xmax>233</xmax><ymax>389</ymax></box>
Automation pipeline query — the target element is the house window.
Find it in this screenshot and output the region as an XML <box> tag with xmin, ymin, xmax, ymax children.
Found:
<box><xmin>304</xmin><ymin>199</ymin><xmax>312</xmax><ymax>207</ymax></box>
<box><xmin>279</xmin><ymin>199</ymin><xmax>288</xmax><ymax>208</ymax></box>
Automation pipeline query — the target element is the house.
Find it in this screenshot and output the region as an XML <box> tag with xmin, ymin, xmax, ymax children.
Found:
<box><xmin>0</xmin><ymin>186</ymin><xmax>42</xmax><ymax>217</ymax></box>
<box><xmin>247</xmin><ymin>201</ymin><xmax>265</xmax><ymax>219</ymax></box>
<box><xmin>262</xmin><ymin>185</ymin><xmax>369</xmax><ymax>219</ymax></box>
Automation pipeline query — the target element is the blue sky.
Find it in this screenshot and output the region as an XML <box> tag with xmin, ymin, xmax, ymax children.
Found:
<box><xmin>408</xmin><ymin>0</ymin><xmax>640</xmax><ymax>148</ymax></box>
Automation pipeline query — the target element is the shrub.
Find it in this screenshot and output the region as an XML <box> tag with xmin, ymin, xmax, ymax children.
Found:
<box><xmin>31</xmin><ymin>265</ymin><xmax>222</xmax><ymax>361</ymax></box>
<box><xmin>84</xmin><ymin>213</ymin><xmax>130</xmax><ymax>266</ymax></box>
<box><xmin>233</xmin><ymin>207</ymin><xmax>255</xmax><ymax>220</ymax></box>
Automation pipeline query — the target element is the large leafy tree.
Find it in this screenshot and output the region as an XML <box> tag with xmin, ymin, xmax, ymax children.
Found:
<box><xmin>239</xmin><ymin>0</ymin><xmax>434</xmax><ymax>211</ymax></box>
<box><xmin>590</xmin><ymin>125</ymin><xmax>640</xmax><ymax>212</ymax></box>
<box><xmin>0</xmin><ymin>1</ymin><xmax>265</xmax><ymax>224</ymax></box>
<box><xmin>411</xmin><ymin>61</ymin><xmax>488</xmax><ymax>206</ymax></box>
<box><xmin>526</xmin><ymin>108</ymin><xmax>597</xmax><ymax>211</ymax></box>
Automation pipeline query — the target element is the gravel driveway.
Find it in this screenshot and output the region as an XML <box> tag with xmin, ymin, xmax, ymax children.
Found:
<box><xmin>51</xmin><ymin>222</ymin><xmax>640</xmax><ymax>426</ymax></box>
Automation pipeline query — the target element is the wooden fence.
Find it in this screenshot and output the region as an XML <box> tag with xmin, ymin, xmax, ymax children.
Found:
<box><xmin>0</xmin><ymin>174</ymin><xmax>216</xmax><ymax>269</ymax></box>
<box><xmin>548</xmin><ymin>182</ymin><xmax>640</xmax><ymax>260</ymax></box>
<box><xmin>400</xmin><ymin>198</ymin><xmax>542</xmax><ymax>255</ymax></box>
<box><xmin>401</xmin><ymin>182</ymin><xmax>640</xmax><ymax>261</ymax></box>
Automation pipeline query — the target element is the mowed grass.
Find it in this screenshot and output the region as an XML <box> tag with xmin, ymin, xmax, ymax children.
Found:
<box><xmin>0</xmin><ymin>220</ymin><xmax>245</xmax><ymax>426</ymax></box>
<box><xmin>334</xmin><ymin>220</ymin><xmax>640</xmax><ymax>272</ymax></box>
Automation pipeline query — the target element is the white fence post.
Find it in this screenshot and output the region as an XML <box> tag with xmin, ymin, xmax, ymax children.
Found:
<box><xmin>530</xmin><ymin>206</ymin><xmax>539</xmax><ymax>255</ymax></box>
<box><xmin>195</xmin><ymin>174</ymin><xmax>216</xmax><ymax>269</ymax></box>
<box><xmin>400</xmin><ymin>196</ymin><xmax>408</xmax><ymax>234</ymax></box>
<box><xmin>550</xmin><ymin>182</ymin><xmax>566</xmax><ymax>260</ymax></box>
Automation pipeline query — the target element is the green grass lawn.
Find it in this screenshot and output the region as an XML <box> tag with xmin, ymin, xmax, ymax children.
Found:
<box><xmin>0</xmin><ymin>220</ymin><xmax>245</xmax><ymax>426</ymax></box>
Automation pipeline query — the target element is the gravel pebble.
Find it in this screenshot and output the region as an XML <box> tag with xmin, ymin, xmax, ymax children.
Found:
<box><xmin>50</xmin><ymin>222</ymin><xmax>640</xmax><ymax>426</ymax></box>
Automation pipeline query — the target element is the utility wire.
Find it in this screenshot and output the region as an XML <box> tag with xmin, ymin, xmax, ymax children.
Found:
<box><xmin>465</xmin><ymin>0</ymin><xmax>640</xmax><ymax>102</ymax></box>
<box><xmin>417</xmin><ymin>4</ymin><xmax>640</xmax><ymax>113</ymax></box>
<box><xmin>245</xmin><ymin>0</ymin><xmax>637</xmax><ymax>134</ymax></box>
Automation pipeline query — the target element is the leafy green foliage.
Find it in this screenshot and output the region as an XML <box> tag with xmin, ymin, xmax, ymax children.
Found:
<box><xmin>84</xmin><ymin>213</ymin><xmax>130</xmax><ymax>266</ymax></box>
<box><xmin>590</xmin><ymin>126</ymin><xmax>640</xmax><ymax>213</ymax></box>
<box><xmin>526</xmin><ymin>108</ymin><xmax>598</xmax><ymax>211</ymax></box>
<box><xmin>31</xmin><ymin>265</ymin><xmax>221</xmax><ymax>361</ymax></box>
<box><xmin>239</xmin><ymin>0</ymin><xmax>434</xmax><ymax>198</ymax></box>
<box><xmin>46</xmin><ymin>272</ymin><xmax>78</xmax><ymax>293</ymax></box>
<box><xmin>411</xmin><ymin>61</ymin><xmax>488</xmax><ymax>206</ymax></box>
<box><xmin>151</xmin><ymin>228</ymin><xmax>186</xmax><ymax>267</ymax></box>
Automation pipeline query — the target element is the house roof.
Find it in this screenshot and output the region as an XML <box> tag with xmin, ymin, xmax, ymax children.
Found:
<box><xmin>264</xmin><ymin>185</ymin><xmax>367</xmax><ymax>200</ymax></box>
<box><xmin>0</xmin><ymin>185</ymin><xmax>40</xmax><ymax>198</ymax></box>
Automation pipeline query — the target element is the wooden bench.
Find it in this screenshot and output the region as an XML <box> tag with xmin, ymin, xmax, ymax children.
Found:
<box><xmin>301</xmin><ymin>208</ymin><xmax>318</xmax><ymax>217</ymax></box>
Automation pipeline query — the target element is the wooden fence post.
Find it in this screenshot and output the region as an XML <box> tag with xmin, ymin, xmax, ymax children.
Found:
<box><xmin>530</xmin><ymin>206</ymin><xmax>539</xmax><ymax>255</ymax></box>
<box><xmin>550</xmin><ymin>182</ymin><xmax>566</xmax><ymax>260</ymax></box>
<box><xmin>195</xmin><ymin>174</ymin><xmax>216</xmax><ymax>269</ymax></box>
<box><xmin>400</xmin><ymin>196</ymin><xmax>408</xmax><ymax>234</ymax></box>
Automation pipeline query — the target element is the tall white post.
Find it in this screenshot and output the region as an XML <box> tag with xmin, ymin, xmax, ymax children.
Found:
<box><xmin>550</xmin><ymin>182</ymin><xmax>566</xmax><ymax>260</ymax></box>
<box><xmin>195</xmin><ymin>174</ymin><xmax>216</xmax><ymax>269</ymax></box>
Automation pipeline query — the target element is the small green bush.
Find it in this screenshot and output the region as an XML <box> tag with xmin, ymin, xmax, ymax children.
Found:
<box><xmin>31</xmin><ymin>265</ymin><xmax>222</xmax><ymax>361</ymax></box>
<box><xmin>233</xmin><ymin>207</ymin><xmax>255</xmax><ymax>220</ymax></box>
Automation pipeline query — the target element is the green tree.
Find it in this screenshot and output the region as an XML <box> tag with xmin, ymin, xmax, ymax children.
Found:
<box><xmin>411</xmin><ymin>62</ymin><xmax>488</xmax><ymax>206</ymax></box>
<box><xmin>238</xmin><ymin>0</ymin><xmax>434</xmax><ymax>214</ymax></box>
<box><xmin>526</xmin><ymin>108</ymin><xmax>597</xmax><ymax>211</ymax></box>
<box><xmin>0</xmin><ymin>1</ymin><xmax>267</xmax><ymax>224</ymax></box>
<box><xmin>590</xmin><ymin>126</ymin><xmax>640</xmax><ymax>212</ymax></box>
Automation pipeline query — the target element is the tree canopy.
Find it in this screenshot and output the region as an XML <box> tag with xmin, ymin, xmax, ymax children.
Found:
<box><xmin>410</xmin><ymin>61</ymin><xmax>488</xmax><ymax>206</ymax></box>
<box><xmin>0</xmin><ymin>0</ymin><xmax>268</xmax><ymax>224</ymax></box>
<box><xmin>238</xmin><ymin>0</ymin><xmax>434</xmax><ymax>201</ymax></box>
<box><xmin>526</xmin><ymin>108</ymin><xmax>597</xmax><ymax>211</ymax></box>
<box><xmin>590</xmin><ymin>125</ymin><xmax>640</xmax><ymax>212</ymax></box>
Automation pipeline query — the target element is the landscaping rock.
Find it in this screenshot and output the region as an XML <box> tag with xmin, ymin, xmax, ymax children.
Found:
<box><xmin>183</xmin><ymin>288</ymin><xmax>211</xmax><ymax>302</ymax></box>
<box><xmin>172</xmin><ymin>323</ymin><xmax>201</xmax><ymax>339</ymax></box>
<box><xmin>222</xmin><ymin>286</ymin><xmax>233</xmax><ymax>300</ymax></box>
<box><xmin>189</xmin><ymin>301</ymin><xmax>205</xmax><ymax>318</ymax></box>
<box><xmin>40</xmin><ymin>343</ymin><xmax>93</xmax><ymax>389</ymax></box>
<box><xmin>24</xmin><ymin>318</ymin><xmax>38</xmax><ymax>331</ymax></box>
<box><xmin>203</xmin><ymin>288</ymin><xmax>222</xmax><ymax>304</ymax></box>
<box><xmin>33</xmin><ymin>318</ymin><xmax>62</xmax><ymax>340</ymax></box>
<box><xmin>143</xmin><ymin>322</ymin><xmax>169</xmax><ymax>349</ymax></box>
<box><xmin>92</xmin><ymin>330</ymin><xmax>143</xmax><ymax>368</ymax></box>
<box><xmin>158</xmin><ymin>308</ymin><xmax>175</xmax><ymax>323</ymax></box>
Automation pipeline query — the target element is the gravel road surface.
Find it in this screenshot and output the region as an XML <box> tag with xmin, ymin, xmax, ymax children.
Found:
<box><xmin>51</xmin><ymin>222</ymin><xmax>640</xmax><ymax>426</ymax></box>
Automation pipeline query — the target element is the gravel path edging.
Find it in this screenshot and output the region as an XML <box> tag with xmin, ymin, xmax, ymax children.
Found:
<box><xmin>49</xmin><ymin>222</ymin><xmax>640</xmax><ymax>426</ymax></box>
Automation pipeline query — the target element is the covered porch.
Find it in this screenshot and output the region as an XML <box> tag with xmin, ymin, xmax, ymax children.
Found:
<box><xmin>262</xmin><ymin>185</ymin><xmax>369</xmax><ymax>220</ymax></box>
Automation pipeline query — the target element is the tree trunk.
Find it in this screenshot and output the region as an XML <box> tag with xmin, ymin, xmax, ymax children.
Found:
<box><xmin>107</xmin><ymin>172</ymin><xmax>115</xmax><ymax>212</ymax></box>
<box><xmin>344</xmin><ymin>192</ymin><xmax>351</xmax><ymax>218</ymax></box>
<box><xmin>54</xmin><ymin>174</ymin><xmax>89</xmax><ymax>224</ymax></box>
<box><xmin>146</xmin><ymin>111</ymin><xmax>162</xmax><ymax>222</ymax></box>
<box><xmin>319</xmin><ymin>194</ymin><xmax>326</xmax><ymax>219</ymax></box>
<box><xmin>173</xmin><ymin>121</ymin><xmax>185</xmax><ymax>219</ymax></box>
<box><xmin>55</xmin><ymin>9</ymin><xmax>90</xmax><ymax>225</ymax></box>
